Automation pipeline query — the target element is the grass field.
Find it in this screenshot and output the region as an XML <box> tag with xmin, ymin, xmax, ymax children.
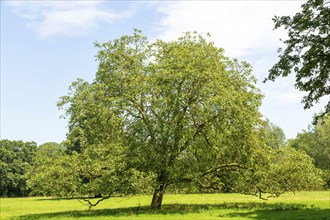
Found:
<box><xmin>1</xmin><ymin>191</ymin><xmax>329</xmax><ymax>220</ymax></box>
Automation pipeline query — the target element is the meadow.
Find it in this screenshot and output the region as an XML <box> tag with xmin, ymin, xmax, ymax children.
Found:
<box><xmin>1</xmin><ymin>191</ymin><xmax>329</xmax><ymax>220</ymax></box>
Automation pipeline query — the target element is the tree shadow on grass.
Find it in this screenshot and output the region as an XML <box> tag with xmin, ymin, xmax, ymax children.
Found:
<box><xmin>14</xmin><ymin>202</ymin><xmax>329</xmax><ymax>220</ymax></box>
<box><xmin>224</xmin><ymin>208</ymin><xmax>330</xmax><ymax>220</ymax></box>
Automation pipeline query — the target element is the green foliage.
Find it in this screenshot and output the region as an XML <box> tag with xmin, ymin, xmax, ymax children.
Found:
<box><xmin>200</xmin><ymin>145</ymin><xmax>324</xmax><ymax>199</ymax></box>
<box><xmin>26</xmin><ymin>142</ymin><xmax>73</xmax><ymax>196</ymax></box>
<box><xmin>289</xmin><ymin>113</ymin><xmax>330</xmax><ymax>187</ymax></box>
<box><xmin>27</xmin><ymin>143</ymin><xmax>153</xmax><ymax>200</ymax></box>
<box><xmin>0</xmin><ymin>140</ymin><xmax>37</xmax><ymax>197</ymax></box>
<box><xmin>266</xmin><ymin>0</ymin><xmax>330</xmax><ymax>115</ymax></box>
<box><xmin>252</xmin><ymin>147</ymin><xmax>323</xmax><ymax>197</ymax></box>
<box><xmin>29</xmin><ymin>30</ymin><xmax>324</xmax><ymax>209</ymax></box>
<box><xmin>56</xmin><ymin>30</ymin><xmax>266</xmax><ymax>208</ymax></box>
<box><xmin>257</xmin><ymin>120</ymin><xmax>287</xmax><ymax>149</ymax></box>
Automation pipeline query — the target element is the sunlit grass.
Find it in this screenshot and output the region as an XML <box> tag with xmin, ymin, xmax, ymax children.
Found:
<box><xmin>1</xmin><ymin>191</ymin><xmax>329</xmax><ymax>219</ymax></box>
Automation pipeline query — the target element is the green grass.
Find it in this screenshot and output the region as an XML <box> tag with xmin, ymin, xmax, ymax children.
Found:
<box><xmin>1</xmin><ymin>191</ymin><xmax>329</xmax><ymax>219</ymax></box>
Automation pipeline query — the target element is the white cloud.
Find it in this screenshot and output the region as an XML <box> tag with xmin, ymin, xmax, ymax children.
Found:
<box><xmin>155</xmin><ymin>1</ymin><xmax>302</xmax><ymax>58</ymax></box>
<box><xmin>6</xmin><ymin>1</ymin><xmax>133</xmax><ymax>38</ymax></box>
<box><xmin>153</xmin><ymin>1</ymin><xmax>305</xmax><ymax>98</ymax></box>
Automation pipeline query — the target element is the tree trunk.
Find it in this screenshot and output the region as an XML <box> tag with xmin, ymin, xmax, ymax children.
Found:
<box><xmin>150</xmin><ymin>184</ymin><xmax>166</xmax><ymax>209</ymax></box>
<box><xmin>150</xmin><ymin>170</ymin><xmax>168</xmax><ymax>209</ymax></box>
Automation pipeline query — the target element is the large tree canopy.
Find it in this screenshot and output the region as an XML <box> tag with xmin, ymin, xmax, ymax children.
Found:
<box><xmin>28</xmin><ymin>30</ymin><xmax>323</xmax><ymax>209</ymax></box>
<box><xmin>58</xmin><ymin>31</ymin><xmax>265</xmax><ymax>208</ymax></box>
<box><xmin>266</xmin><ymin>0</ymin><xmax>330</xmax><ymax>115</ymax></box>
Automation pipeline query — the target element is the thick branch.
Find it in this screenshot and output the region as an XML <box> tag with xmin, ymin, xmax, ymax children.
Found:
<box><xmin>77</xmin><ymin>190</ymin><xmax>120</xmax><ymax>210</ymax></box>
<box><xmin>200</xmin><ymin>163</ymin><xmax>248</xmax><ymax>178</ymax></box>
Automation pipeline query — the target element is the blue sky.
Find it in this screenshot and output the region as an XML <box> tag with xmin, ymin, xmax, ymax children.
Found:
<box><xmin>1</xmin><ymin>1</ymin><xmax>326</xmax><ymax>145</ymax></box>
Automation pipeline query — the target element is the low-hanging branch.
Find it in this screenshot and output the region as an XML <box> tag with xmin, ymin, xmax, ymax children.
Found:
<box><xmin>78</xmin><ymin>196</ymin><xmax>110</xmax><ymax>210</ymax></box>
<box><xmin>200</xmin><ymin>163</ymin><xmax>249</xmax><ymax>178</ymax></box>
<box><xmin>77</xmin><ymin>190</ymin><xmax>120</xmax><ymax>210</ymax></box>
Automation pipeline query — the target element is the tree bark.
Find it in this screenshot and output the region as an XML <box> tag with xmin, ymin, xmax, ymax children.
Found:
<box><xmin>150</xmin><ymin>170</ymin><xmax>168</xmax><ymax>209</ymax></box>
<box><xmin>150</xmin><ymin>183</ymin><xmax>166</xmax><ymax>209</ymax></box>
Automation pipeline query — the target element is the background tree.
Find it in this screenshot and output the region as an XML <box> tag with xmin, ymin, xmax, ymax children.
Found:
<box><xmin>289</xmin><ymin>113</ymin><xmax>330</xmax><ymax>187</ymax></box>
<box><xmin>0</xmin><ymin>140</ymin><xmax>37</xmax><ymax>197</ymax></box>
<box><xmin>26</xmin><ymin>142</ymin><xmax>68</xmax><ymax>196</ymax></box>
<box><xmin>265</xmin><ymin>0</ymin><xmax>330</xmax><ymax>116</ymax></box>
<box><xmin>258</xmin><ymin>120</ymin><xmax>286</xmax><ymax>149</ymax></box>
